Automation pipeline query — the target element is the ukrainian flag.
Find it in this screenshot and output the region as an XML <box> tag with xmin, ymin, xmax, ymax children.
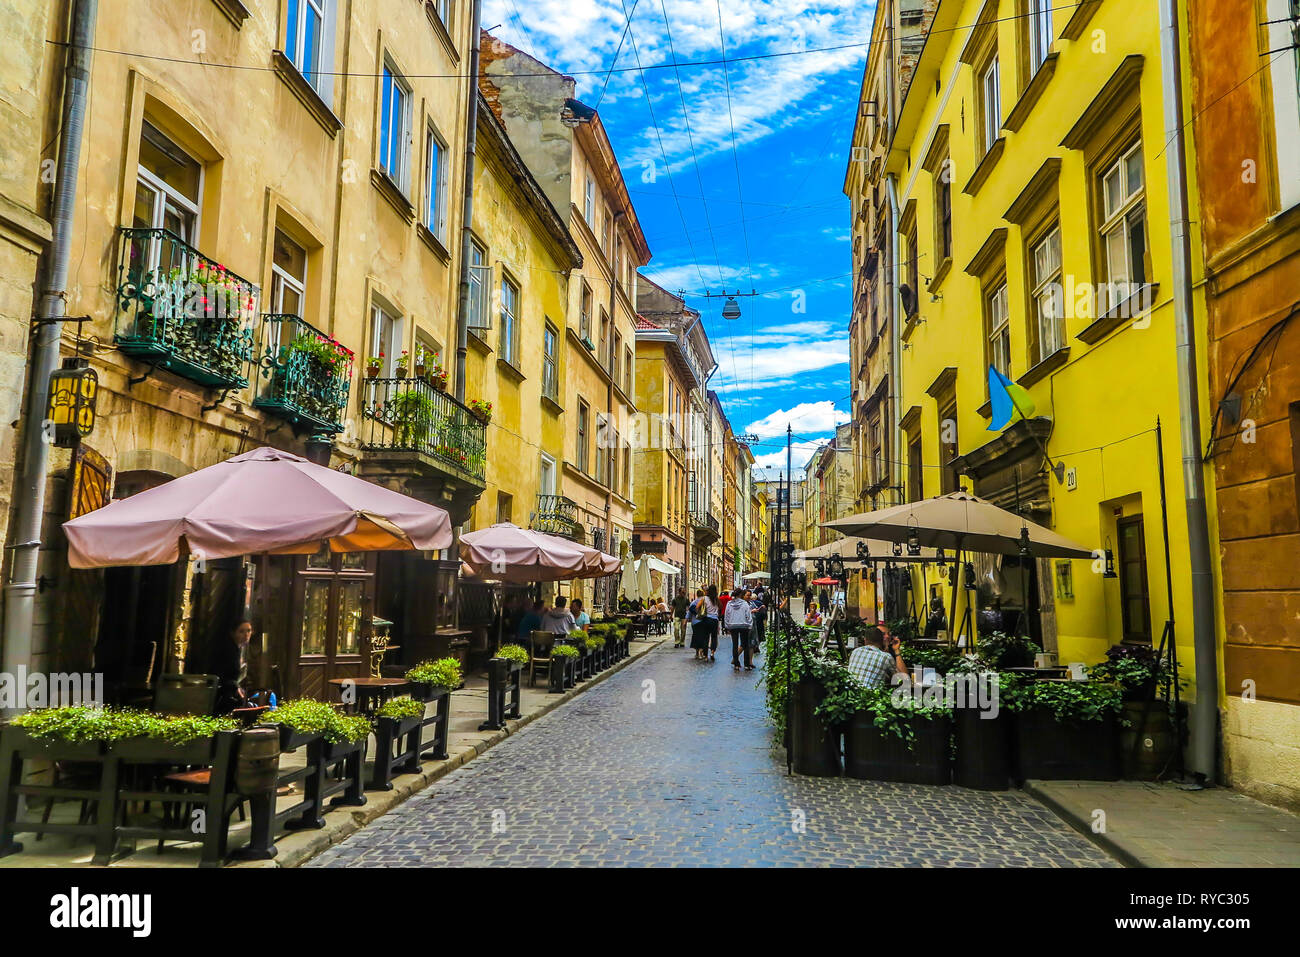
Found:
<box><xmin>987</xmin><ymin>365</ymin><xmax>1035</xmax><ymax>431</ymax></box>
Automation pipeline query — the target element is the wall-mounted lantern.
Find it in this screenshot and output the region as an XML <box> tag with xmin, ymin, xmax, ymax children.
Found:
<box><xmin>47</xmin><ymin>357</ymin><xmax>98</xmax><ymax>448</ymax></box>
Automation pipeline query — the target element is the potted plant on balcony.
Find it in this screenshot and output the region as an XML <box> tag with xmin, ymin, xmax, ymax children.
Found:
<box><xmin>390</xmin><ymin>388</ymin><xmax>434</xmax><ymax>447</ymax></box>
<box><xmin>413</xmin><ymin>345</ymin><xmax>427</xmax><ymax>379</ymax></box>
<box><xmin>467</xmin><ymin>398</ymin><xmax>492</xmax><ymax>425</ymax></box>
<box><xmin>430</xmin><ymin>357</ymin><xmax>448</xmax><ymax>392</ymax></box>
<box><xmin>367</xmin><ymin>353</ymin><xmax>383</xmax><ymax>378</ymax></box>
<box><xmin>394</xmin><ymin>350</ymin><xmax>409</xmax><ymax>379</ymax></box>
<box><xmin>405</xmin><ymin>657</ymin><xmax>463</xmax><ymax>701</ymax></box>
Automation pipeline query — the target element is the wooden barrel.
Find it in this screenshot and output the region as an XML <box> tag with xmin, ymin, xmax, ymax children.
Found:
<box><xmin>235</xmin><ymin>727</ymin><xmax>282</xmax><ymax>795</ymax></box>
<box><xmin>1120</xmin><ymin>702</ymin><xmax>1176</xmax><ymax>780</ymax></box>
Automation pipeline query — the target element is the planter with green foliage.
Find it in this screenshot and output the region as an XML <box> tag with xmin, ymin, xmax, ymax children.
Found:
<box><xmin>819</xmin><ymin>681</ymin><xmax>952</xmax><ymax>785</ymax></box>
<box><xmin>788</xmin><ymin>654</ymin><xmax>847</xmax><ymax>777</ymax></box>
<box><xmin>259</xmin><ymin>698</ymin><xmax>370</xmax><ymax>753</ymax></box>
<box><xmin>495</xmin><ymin>644</ymin><xmax>529</xmax><ymax>671</ymax></box>
<box><xmin>1010</xmin><ymin>679</ymin><xmax>1123</xmax><ymax>781</ymax></box>
<box><xmin>11</xmin><ymin>707</ymin><xmax>240</xmax><ymax>764</ymax></box>
<box><xmin>406</xmin><ymin>657</ymin><xmax>463</xmax><ymax>700</ymax></box>
<box><xmin>553</xmin><ymin>643</ymin><xmax>580</xmax><ymax>688</ymax></box>
<box><xmin>975</xmin><ymin>631</ymin><xmax>1043</xmax><ymax>669</ymax></box>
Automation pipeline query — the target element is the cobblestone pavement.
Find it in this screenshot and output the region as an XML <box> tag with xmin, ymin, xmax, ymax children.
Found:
<box><xmin>309</xmin><ymin>644</ymin><xmax>1117</xmax><ymax>867</ymax></box>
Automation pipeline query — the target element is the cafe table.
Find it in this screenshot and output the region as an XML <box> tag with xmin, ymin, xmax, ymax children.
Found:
<box><xmin>327</xmin><ymin>677</ymin><xmax>410</xmax><ymax>717</ymax></box>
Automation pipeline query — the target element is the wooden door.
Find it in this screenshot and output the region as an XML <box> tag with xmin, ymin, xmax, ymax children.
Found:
<box><xmin>1117</xmin><ymin>515</ymin><xmax>1152</xmax><ymax>643</ymax></box>
<box><xmin>292</xmin><ymin>545</ymin><xmax>373</xmax><ymax>699</ymax></box>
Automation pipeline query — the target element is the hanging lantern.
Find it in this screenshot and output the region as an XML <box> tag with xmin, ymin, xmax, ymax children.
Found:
<box><xmin>1018</xmin><ymin>526</ymin><xmax>1032</xmax><ymax>558</ymax></box>
<box><xmin>46</xmin><ymin>357</ymin><xmax>98</xmax><ymax>448</ymax></box>
<box><xmin>868</xmin><ymin>568</ymin><xmax>877</xmax><ymax>584</ymax></box>
<box><xmin>721</xmin><ymin>297</ymin><xmax>741</xmax><ymax>320</ymax></box>
<box><xmin>891</xmin><ymin>540</ymin><xmax>903</xmax><ymax>557</ymax></box>
<box><xmin>1103</xmin><ymin>548</ymin><xmax>1117</xmax><ymax>579</ymax></box>
<box><xmin>855</xmin><ymin>541</ymin><xmax>871</xmax><ymax>562</ymax></box>
<box><xmin>906</xmin><ymin>523</ymin><xmax>921</xmax><ymax>557</ymax></box>
<box><xmin>964</xmin><ymin>561</ymin><xmax>976</xmax><ymax>588</ymax></box>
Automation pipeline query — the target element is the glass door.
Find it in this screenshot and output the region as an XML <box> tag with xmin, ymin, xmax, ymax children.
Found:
<box><xmin>294</xmin><ymin>545</ymin><xmax>374</xmax><ymax>699</ymax></box>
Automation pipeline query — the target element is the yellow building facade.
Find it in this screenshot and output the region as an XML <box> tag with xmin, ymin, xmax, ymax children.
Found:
<box><xmin>885</xmin><ymin>0</ymin><xmax>1213</xmax><ymax>688</ymax></box>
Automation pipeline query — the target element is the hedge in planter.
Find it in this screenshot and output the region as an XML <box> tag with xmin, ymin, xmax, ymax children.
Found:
<box><xmin>819</xmin><ymin>683</ymin><xmax>953</xmax><ymax>785</ymax></box>
<box><xmin>406</xmin><ymin>658</ymin><xmax>463</xmax><ymax>700</ymax></box>
<box><xmin>1009</xmin><ymin>679</ymin><xmax>1123</xmax><ymax>781</ymax></box>
<box><xmin>13</xmin><ymin>707</ymin><xmax>239</xmax><ymax>763</ymax></box>
<box><xmin>496</xmin><ymin>644</ymin><xmax>530</xmax><ymax>667</ymax></box>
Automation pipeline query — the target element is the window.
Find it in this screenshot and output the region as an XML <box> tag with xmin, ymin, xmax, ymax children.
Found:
<box><xmin>370</xmin><ymin>302</ymin><xmax>403</xmax><ymax>377</ymax></box>
<box><xmin>595</xmin><ymin>414</ymin><xmax>608</xmax><ymax>484</ymax></box>
<box><xmin>1098</xmin><ymin>142</ymin><xmax>1147</xmax><ymax>307</ymax></box>
<box><xmin>578</xmin><ymin>283</ymin><xmax>593</xmax><ymax>341</ymax></box>
<box><xmin>906</xmin><ymin>230</ymin><xmax>919</xmax><ymax>313</ymax></box>
<box><xmin>286</xmin><ymin>0</ymin><xmax>330</xmax><ymax>95</ymax></box>
<box><xmin>542</xmin><ymin>321</ymin><xmax>558</xmax><ymax>400</ymax></box>
<box><xmin>935</xmin><ymin>161</ymin><xmax>952</xmax><ymax>262</ymax></box>
<box><xmin>576</xmin><ymin>400</ymin><xmax>589</xmax><ymax>472</ymax></box>
<box><xmin>869</xmin><ymin>416</ymin><xmax>882</xmax><ymax>487</ymax></box>
<box><xmin>599</xmin><ymin>308</ymin><xmax>609</xmax><ymax>365</ymax></box>
<box><xmin>496</xmin><ymin>491</ymin><xmax>513</xmax><ymax>525</ymax></box>
<box><xmin>134</xmin><ymin>122</ymin><xmax>201</xmax><ymax>243</ymax></box>
<box><xmin>624</xmin><ymin>346</ymin><xmax>633</xmax><ymax>394</ymax></box>
<box><xmin>584</xmin><ymin>176</ymin><xmax>596</xmax><ymax>227</ymax></box>
<box><xmin>1264</xmin><ymin>0</ymin><xmax>1300</xmax><ymax>210</ymax></box>
<box><xmin>431</xmin><ymin>0</ymin><xmax>450</xmax><ymax>28</ymax></box>
<box><xmin>1030</xmin><ymin>224</ymin><xmax>1063</xmax><ymax>361</ymax></box>
<box><xmin>270</xmin><ymin>229</ymin><xmax>307</xmax><ymax>316</ymax></box>
<box><xmin>980</xmin><ymin>54</ymin><xmax>1001</xmax><ymax>155</ymax></box>
<box><xmin>467</xmin><ymin>240</ymin><xmax>490</xmax><ymax>331</ymax></box>
<box><xmin>423</xmin><ymin>125</ymin><xmax>448</xmax><ymax>241</ymax></box>
<box><xmin>622</xmin><ymin>443</ymin><xmax>631</xmax><ymax>497</ymax></box>
<box><xmin>987</xmin><ymin>282</ymin><xmax>1010</xmax><ymax>377</ymax></box>
<box><xmin>539</xmin><ymin>453</ymin><xmax>556</xmax><ymax>497</ymax></box>
<box><xmin>379</xmin><ymin>62</ymin><xmax>411</xmax><ymax>193</ymax></box>
<box><xmin>1029</xmin><ymin>0</ymin><xmax>1053</xmax><ymax>73</ymax></box>
<box><xmin>612</xmin><ymin>332</ymin><xmax>622</xmax><ymax>381</ymax></box>
<box><xmin>499</xmin><ymin>274</ymin><xmax>520</xmax><ymax>367</ymax></box>
<box><xmin>602</xmin><ymin>206</ymin><xmax>612</xmax><ymax>258</ymax></box>
<box><xmin>938</xmin><ymin>399</ymin><xmax>959</xmax><ymax>495</ymax></box>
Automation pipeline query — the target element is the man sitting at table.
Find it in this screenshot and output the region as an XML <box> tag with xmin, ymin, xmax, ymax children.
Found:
<box><xmin>541</xmin><ymin>595</ymin><xmax>577</xmax><ymax>635</ymax></box>
<box><xmin>517</xmin><ymin>599</ymin><xmax>544</xmax><ymax>640</ymax></box>
<box><xmin>846</xmin><ymin>626</ymin><xmax>908</xmax><ymax>689</ymax></box>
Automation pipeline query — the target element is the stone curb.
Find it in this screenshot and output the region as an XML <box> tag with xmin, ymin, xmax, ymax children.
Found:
<box><xmin>1021</xmin><ymin>780</ymin><xmax>1140</xmax><ymax>868</ymax></box>
<box><xmin>236</xmin><ymin>638</ymin><xmax>665</xmax><ymax>869</ymax></box>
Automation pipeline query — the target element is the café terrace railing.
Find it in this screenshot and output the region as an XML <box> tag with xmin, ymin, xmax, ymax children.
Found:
<box><xmin>253</xmin><ymin>314</ymin><xmax>353</xmax><ymax>434</ymax></box>
<box><xmin>357</xmin><ymin>376</ymin><xmax>487</xmax><ymax>482</ymax></box>
<box><xmin>531</xmin><ymin>493</ymin><xmax>583</xmax><ymax>539</ymax></box>
<box><xmin>113</xmin><ymin>226</ymin><xmax>258</xmax><ymax>390</ymax></box>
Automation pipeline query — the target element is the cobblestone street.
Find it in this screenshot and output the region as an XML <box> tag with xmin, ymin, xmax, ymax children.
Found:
<box><xmin>308</xmin><ymin>644</ymin><xmax>1116</xmax><ymax>867</ymax></box>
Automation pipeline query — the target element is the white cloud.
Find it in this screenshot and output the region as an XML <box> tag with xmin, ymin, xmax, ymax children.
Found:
<box><xmin>745</xmin><ymin>401</ymin><xmax>848</xmax><ymax>439</ymax></box>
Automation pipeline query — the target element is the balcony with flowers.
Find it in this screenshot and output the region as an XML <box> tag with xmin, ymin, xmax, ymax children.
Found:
<box><xmin>113</xmin><ymin>227</ymin><xmax>258</xmax><ymax>390</ymax></box>
<box><xmin>253</xmin><ymin>315</ymin><xmax>352</xmax><ymax>434</ymax></box>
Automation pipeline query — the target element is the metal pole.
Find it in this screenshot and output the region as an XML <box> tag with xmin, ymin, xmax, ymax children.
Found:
<box><xmin>1155</xmin><ymin>417</ymin><xmax>1185</xmax><ymax>778</ymax></box>
<box><xmin>454</xmin><ymin>0</ymin><xmax>484</xmax><ymax>403</ymax></box>
<box><xmin>2</xmin><ymin>0</ymin><xmax>97</xmax><ymax>688</ymax></box>
<box><xmin>784</xmin><ymin>425</ymin><xmax>793</xmax><ymax>776</ymax></box>
<box><xmin>1158</xmin><ymin>0</ymin><xmax>1218</xmax><ymax>783</ymax></box>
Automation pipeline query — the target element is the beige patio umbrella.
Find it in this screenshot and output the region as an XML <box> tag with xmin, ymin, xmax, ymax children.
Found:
<box><xmin>619</xmin><ymin>540</ymin><xmax>640</xmax><ymax>602</ymax></box>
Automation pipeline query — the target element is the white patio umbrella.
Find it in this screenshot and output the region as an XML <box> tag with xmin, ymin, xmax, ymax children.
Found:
<box><xmin>619</xmin><ymin>540</ymin><xmax>640</xmax><ymax>602</ymax></box>
<box><xmin>636</xmin><ymin>555</ymin><xmax>654</xmax><ymax>602</ymax></box>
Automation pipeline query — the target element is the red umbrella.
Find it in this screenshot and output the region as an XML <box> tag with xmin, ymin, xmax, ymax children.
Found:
<box><xmin>811</xmin><ymin>577</ymin><xmax>839</xmax><ymax>586</ymax></box>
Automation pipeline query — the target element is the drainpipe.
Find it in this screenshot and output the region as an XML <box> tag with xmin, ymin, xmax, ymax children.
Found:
<box><xmin>453</xmin><ymin>0</ymin><xmax>484</xmax><ymax>404</ymax></box>
<box><xmin>1157</xmin><ymin>0</ymin><xmax>1218</xmax><ymax>783</ymax></box>
<box><xmin>2</xmin><ymin>0</ymin><xmax>97</xmax><ymax>687</ymax></box>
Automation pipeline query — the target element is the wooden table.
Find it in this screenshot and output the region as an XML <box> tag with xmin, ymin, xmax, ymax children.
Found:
<box><xmin>327</xmin><ymin>677</ymin><xmax>410</xmax><ymax>717</ymax></box>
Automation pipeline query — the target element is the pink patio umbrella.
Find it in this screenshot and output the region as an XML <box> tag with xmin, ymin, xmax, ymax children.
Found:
<box><xmin>63</xmin><ymin>447</ymin><xmax>453</xmax><ymax>568</ymax></box>
<box><xmin>460</xmin><ymin>522</ymin><xmax>617</xmax><ymax>583</ymax></box>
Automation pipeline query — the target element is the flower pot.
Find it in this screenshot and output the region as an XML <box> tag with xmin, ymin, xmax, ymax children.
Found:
<box><xmin>1119</xmin><ymin>701</ymin><xmax>1178</xmax><ymax>781</ymax></box>
<box><xmin>952</xmin><ymin>707</ymin><xmax>1012</xmax><ymax>790</ymax></box>
<box><xmin>414</xmin><ymin>364</ymin><xmax>426</xmax><ymax>378</ymax></box>
<box><xmin>1014</xmin><ymin>707</ymin><xmax>1120</xmax><ymax>781</ymax></box>
<box><xmin>111</xmin><ymin>734</ymin><xmax>216</xmax><ymax>765</ymax></box>
<box><xmin>366</xmin><ymin>366</ymin><xmax>380</xmax><ymax>378</ymax></box>
<box><xmin>273</xmin><ymin>724</ymin><xmax>322</xmax><ymax>752</ymax></box>
<box><xmin>322</xmin><ymin>736</ymin><xmax>368</xmax><ymax>763</ymax></box>
<box><xmin>395</xmin><ymin>368</ymin><xmax>408</xmax><ymax>379</ymax></box>
<box><xmin>433</xmin><ymin>378</ymin><xmax>446</xmax><ymax>392</ymax></box>
<box><xmin>843</xmin><ymin>712</ymin><xmax>951</xmax><ymax>785</ymax></box>
<box><xmin>789</xmin><ymin>679</ymin><xmax>841</xmax><ymax>777</ymax></box>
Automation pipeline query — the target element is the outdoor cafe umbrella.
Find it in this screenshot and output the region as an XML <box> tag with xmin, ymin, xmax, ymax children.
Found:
<box><xmin>619</xmin><ymin>541</ymin><xmax>640</xmax><ymax>602</ymax></box>
<box><xmin>742</xmin><ymin>571</ymin><xmax>770</xmax><ymax>581</ymax></box>
<box><xmin>636</xmin><ymin>555</ymin><xmax>654</xmax><ymax>601</ymax></box>
<box><xmin>64</xmin><ymin>446</ymin><xmax>453</xmax><ymax>568</ymax></box>
<box><xmin>823</xmin><ymin>490</ymin><xmax>1094</xmax><ymax>641</ymax></box>
<box><xmin>459</xmin><ymin>523</ymin><xmax>613</xmax><ymax>583</ymax></box>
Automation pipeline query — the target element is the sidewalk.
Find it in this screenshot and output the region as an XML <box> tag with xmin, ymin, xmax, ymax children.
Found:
<box><xmin>1025</xmin><ymin>779</ymin><xmax>1300</xmax><ymax>867</ymax></box>
<box><xmin>0</xmin><ymin>637</ymin><xmax>664</xmax><ymax>868</ymax></box>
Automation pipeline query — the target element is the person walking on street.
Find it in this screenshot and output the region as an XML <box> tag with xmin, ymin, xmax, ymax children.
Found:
<box><xmin>688</xmin><ymin>588</ymin><xmax>713</xmax><ymax>660</ymax></box>
<box><xmin>751</xmin><ymin>587</ymin><xmax>767</xmax><ymax>656</ymax></box>
<box><xmin>672</xmin><ymin>588</ymin><xmax>690</xmax><ymax>647</ymax></box>
<box><xmin>705</xmin><ymin>585</ymin><xmax>722</xmax><ymax>661</ymax></box>
<box><xmin>724</xmin><ymin>589</ymin><xmax>754</xmax><ymax>670</ymax></box>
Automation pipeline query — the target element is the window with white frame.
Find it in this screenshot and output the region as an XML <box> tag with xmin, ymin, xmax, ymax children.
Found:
<box><xmin>499</xmin><ymin>274</ymin><xmax>520</xmax><ymax>367</ymax></box>
<box><xmin>286</xmin><ymin>0</ymin><xmax>333</xmax><ymax>98</ymax></box>
<box><xmin>595</xmin><ymin>414</ymin><xmax>609</xmax><ymax>486</ymax></box>
<box><xmin>431</xmin><ymin>0</ymin><xmax>451</xmax><ymax>29</ymax></box>
<box><xmin>987</xmin><ymin>281</ymin><xmax>1010</xmax><ymax>377</ymax></box>
<box><xmin>467</xmin><ymin>239</ymin><xmax>490</xmax><ymax>331</ymax></box>
<box><xmin>370</xmin><ymin>302</ymin><xmax>404</xmax><ymax>377</ymax></box>
<box><xmin>576</xmin><ymin>400</ymin><xmax>589</xmax><ymax>472</ymax></box>
<box><xmin>270</xmin><ymin>229</ymin><xmax>307</xmax><ymax>316</ymax></box>
<box><xmin>423</xmin><ymin>125</ymin><xmax>448</xmax><ymax>241</ymax></box>
<box><xmin>539</xmin><ymin>453</ymin><xmax>557</xmax><ymax>496</ymax></box>
<box><xmin>542</xmin><ymin>321</ymin><xmax>558</xmax><ymax>400</ymax></box>
<box><xmin>584</xmin><ymin>176</ymin><xmax>596</xmax><ymax>227</ymax></box>
<box><xmin>602</xmin><ymin>206</ymin><xmax>612</xmax><ymax>258</ymax></box>
<box><xmin>379</xmin><ymin>62</ymin><xmax>412</xmax><ymax>193</ymax></box>
<box><xmin>1264</xmin><ymin>0</ymin><xmax>1300</xmax><ymax>210</ymax></box>
<box><xmin>134</xmin><ymin>122</ymin><xmax>201</xmax><ymax>243</ymax></box>
<box><xmin>1099</xmin><ymin>142</ymin><xmax>1147</xmax><ymax>308</ymax></box>
<box><xmin>1031</xmin><ymin>225</ymin><xmax>1063</xmax><ymax>361</ymax></box>
<box><xmin>981</xmin><ymin>54</ymin><xmax>1001</xmax><ymax>155</ymax></box>
<box><xmin>1029</xmin><ymin>0</ymin><xmax>1053</xmax><ymax>73</ymax></box>
<box><xmin>579</xmin><ymin>282</ymin><xmax>592</xmax><ymax>340</ymax></box>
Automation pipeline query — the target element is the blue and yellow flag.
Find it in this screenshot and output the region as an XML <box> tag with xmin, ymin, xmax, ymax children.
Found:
<box><xmin>987</xmin><ymin>365</ymin><xmax>1035</xmax><ymax>431</ymax></box>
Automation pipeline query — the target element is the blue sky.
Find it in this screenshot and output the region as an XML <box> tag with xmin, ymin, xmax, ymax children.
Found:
<box><xmin>482</xmin><ymin>0</ymin><xmax>876</xmax><ymax>477</ymax></box>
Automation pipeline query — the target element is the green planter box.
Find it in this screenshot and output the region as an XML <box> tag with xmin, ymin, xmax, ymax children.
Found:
<box><xmin>843</xmin><ymin>713</ymin><xmax>951</xmax><ymax>785</ymax></box>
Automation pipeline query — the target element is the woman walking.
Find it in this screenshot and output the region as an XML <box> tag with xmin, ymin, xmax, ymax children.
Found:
<box><xmin>703</xmin><ymin>585</ymin><xmax>721</xmax><ymax>662</ymax></box>
<box><xmin>724</xmin><ymin>589</ymin><xmax>754</xmax><ymax>670</ymax></box>
<box><xmin>690</xmin><ymin>587</ymin><xmax>719</xmax><ymax>661</ymax></box>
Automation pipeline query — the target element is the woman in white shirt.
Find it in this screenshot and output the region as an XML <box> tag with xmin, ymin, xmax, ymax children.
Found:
<box><xmin>690</xmin><ymin>586</ymin><xmax>720</xmax><ymax>661</ymax></box>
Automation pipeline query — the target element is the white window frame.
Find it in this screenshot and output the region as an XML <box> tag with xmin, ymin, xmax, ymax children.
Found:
<box><xmin>499</xmin><ymin>273</ymin><xmax>520</xmax><ymax>367</ymax></box>
<box><xmin>1031</xmin><ymin>225</ymin><xmax>1063</xmax><ymax>361</ymax></box>
<box><xmin>423</xmin><ymin>124</ymin><xmax>448</xmax><ymax>241</ymax></box>
<box><xmin>539</xmin><ymin>453</ymin><xmax>557</xmax><ymax>497</ymax></box>
<box><xmin>1099</xmin><ymin>142</ymin><xmax>1147</xmax><ymax>301</ymax></box>
<box><xmin>579</xmin><ymin>282</ymin><xmax>592</xmax><ymax>340</ymax></box>
<box><xmin>379</xmin><ymin>61</ymin><xmax>412</xmax><ymax>194</ymax></box>
<box><xmin>285</xmin><ymin>0</ymin><xmax>336</xmax><ymax>104</ymax></box>
<box><xmin>270</xmin><ymin>229</ymin><xmax>307</xmax><ymax>316</ymax></box>
<box><xmin>1029</xmin><ymin>0</ymin><xmax>1053</xmax><ymax>72</ymax></box>
<box><xmin>370</xmin><ymin>302</ymin><xmax>404</xmax><ymax>377</ymax></box>
<box><xmin>467</xmin><ymin>239</ymin><xmax>491</xmax><ymax>331</ymax></box>
<box><xmin>981</xmin><ymin>54</ymin><xmax>1001</xmax><ymax>155</ymax></box>
<box><xmin>542</xmin><ymin>321</ymin><xmax>559</xmax><ymax>400</ymax></box>
<box><xmin>136</xmin><ymin>165</ymin><xmax>201</xmax><ymax>242</ymax></box>
<box><xmin>432</xmin><ymin>0</ymin><xmax>451</xmax><ymax>29</ymax></box>
<box><xmin>1265</xmin><ymin>0</ymin><xmax>1300</xmax><ymax>210</ymax></box>
<box><xmin>584</xmin><ymin>176</ymin><xmax>596</xmax><ymax>227</ymax></box>
<box><xmin>987</xmin><ymin>281</ymin><xmax>1010</xmax><ymax>378</ymax></box>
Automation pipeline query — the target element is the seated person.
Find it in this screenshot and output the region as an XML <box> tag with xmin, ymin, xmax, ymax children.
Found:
<box><xmin>517</xmin><ymin>599</ymin><xmax>545</xmax><ymax>640</ymax></box>
<box><xmin>209</xmin><ymin>619</ymin><xmax>253</xmax><ymax>713</ymax></box>
<box><xmin>571</xmin><ymin>598</ymin><xmax>591</xmax><ymax>632</ymax></box>
<box><xmin>804</xmin><ymin>603</ymin><xmax>823</xmax><ymax>627</ymax></box>
<box><xmin>541</xmin><ymin>595</ymin><xmax>577</xmax><ymax>635</ymax></box>
<box><xmin>846</xmin><ymin>626</ymin><xmax>908</xmax><ymax>689</ymax></box>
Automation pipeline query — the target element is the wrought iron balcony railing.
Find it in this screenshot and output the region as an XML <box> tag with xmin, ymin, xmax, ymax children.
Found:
<box><xmin>690</xmin><ymin>509</ymin><xmax>720</xmax><ymax>535</ymax></box>
<box><xmin>358</xmin><ymin>376</ymin><xmax>487</xmax><ymax>482</ymax></box>
<box><xmin>113</xmin><ymin>227</ymin><xmax>258</xmax><ymax>389</ymax></box>
<box><xmin>253</xmin><ymin>314</ymin><xmax>352</xmax><ymax>434</ymax></box>
<box><xmin>531</xmin><ymin>494</ymin><xmax>582</xmax><ymax>539</ymax></box>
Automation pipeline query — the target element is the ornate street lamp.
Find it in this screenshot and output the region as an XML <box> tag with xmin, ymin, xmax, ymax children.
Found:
<box><xmin>46</xmin><ymin>356</ymin><xmax>98</xmax><ymax>449</ymax></box>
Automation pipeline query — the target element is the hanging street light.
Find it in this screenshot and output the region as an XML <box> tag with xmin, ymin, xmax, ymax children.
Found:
<box><xmin>721</xmin><ymin>297</ymin><xmax>741</xmax><ymax>320</ymax></box>
<box><xmin>46</xmin><ymin>356</ymin><xmax>99</xmax><ymax>449</ymax></box>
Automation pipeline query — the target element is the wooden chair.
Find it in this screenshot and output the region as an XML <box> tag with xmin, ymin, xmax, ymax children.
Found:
<box><xmin>528</xmin><ymin>631</ymin><xmax>557</xmax><ymax>688</ymax></box>
<box><xmin>153</xmin><ymin>673</ymin><xmax>220</xmax><ymax>716</ymax></box>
